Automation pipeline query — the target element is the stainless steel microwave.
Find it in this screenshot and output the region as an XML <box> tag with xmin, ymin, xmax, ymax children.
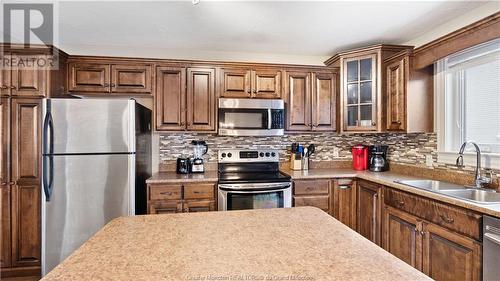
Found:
<box><xmin>218</xmin><ymin>98</ymin><xmax>285</xmax><ymax>136</ymax></box>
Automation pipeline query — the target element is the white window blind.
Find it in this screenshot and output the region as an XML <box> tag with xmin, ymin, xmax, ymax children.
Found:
<box><xmin>439</xmin><ymin>38</ymin><xmax>500</xmax><ymax>155</ymax></box>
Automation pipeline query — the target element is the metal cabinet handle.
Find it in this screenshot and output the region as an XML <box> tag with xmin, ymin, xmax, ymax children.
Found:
<box><xmin>10</xmin><ymin>85</ymin><xmax>16</xmax><ymax>89</ymax></box>
<box><xmin>0</xmin><ymin>182</ymin><xmax>6</xmax><ymax>186</ymax></box>
<box><xmin>372</xmin><ymin>122</ymin><xmax>376</xmax><ymax>126</ymax></box>
<box><xmin>0</xmin><ymin>85</ymin><xmax>7</xmax><ymax>89</ymax></box>
<box><xmin>395</xmin><ymin>200</ymin><xmax>405</xmax><ymax>206</ymax></box>
<box><xmin>338</xmin><ymin>185</ymin><xmax>351</xmax><ymax>190</ymax></box>
<box><xmin>439</xmin><ymin>215</ymin><xmax>454</xmax><ymax>224</ymax></box>
<box><xmin>193</xmin><ymin>191</ymin><xmax>201</xmax><ymax>194</ymax></box>
<box><xmin>103</xmin><ymin>83</ymin><xmax>110</xmax><ymax>87</ymax></box>
<box><xmin>160</xmin><ymin>191</ymin><xmax>172</xmax><ymax>196</ymax></box>
<box><xmin>397</xmin><ymin>121</ymin><xmax>402</xmax><ymax>124</ymax></box>
<box><xmin>111</xmin><ymin>83</ymin><xmax>116</xmax><ymax>87</ymax></box>
<box><xmin>420</xmin><ymin>231</ymin><xmax>426</xmax><ymax>236</ymax></box>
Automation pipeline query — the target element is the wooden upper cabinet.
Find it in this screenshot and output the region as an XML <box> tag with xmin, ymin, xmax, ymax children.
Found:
<box><xmin>332</xmin><ymin>179</ymin><xmax>356</xmax><ymax>229</ymax></box>
<box><xmin>10</xmin><ymin>98</ymin><xmax>41</xmax><ymax>267</ymax></box>
<box><xmin>386</xmin><ymin>56</ymin><xmax>407</xmax><ymax>131</ymax></box>
<box><xmin>0</xmin><ymin>98</ymin><xmax>8</xmax><ymax>186</ymax></box>
<box><xmin>69</xmin><ymin>62</ymin><xmax>110</xmax><ymax>93</ymax></box>
<box><xmin>252</xmin><ymin>69</ymin><xmax>281</xmax><ymax>99</ymax></box>
<box><xmin>285</xmin><ymin>71</ymin><xmax>311</xmax><ymax>131</ymax></box>
<box><xmin>111</xmin><ymin>64</ymin><xmax>152</xmax><ymax>94</ymax></box>
<box><xmin>342</xmin><ymin>54</ymin><xmax>378</xmax><ymax>132</ymax></box>
<box><xmin>155</xmin><ymin>66</ymin><xmax>186</xmax><ymax>131</ymax></box>
<box><xmin>220</xmin><ymin>68</ymin><xmax>251</xmax><ymax>98</ymax></box>
<box><xmin>422</xmin><ymin>222</ymin><xmax>481</xmax><ymax>281</ymax></box>
<box><xmin>186</xmin><ymin>68</ymin><xmax>216</xmax><ymax>131</ymax></box>
<box><xmin>356</xmin><ymin>180</ymin><xmax>382</xmax><ymax>246</ymax></box>
<box><xmin>10</xmin><ymin>55</ymin><xmax>47</xmax><ymax>97</ymax></box>
<box><xmin>312</xmin><ymin>72</ymin><xmax>336</xmax><ymax>131</ymax></box>
<box><xmin>383</xmin><ymin>206</ymin><xmax>423</xmax><ymax>271</ymax></box>
<box><xmin>0</xmin><ymin>59</ymin><xmax>12</xmax><ymax>97</ymax></box>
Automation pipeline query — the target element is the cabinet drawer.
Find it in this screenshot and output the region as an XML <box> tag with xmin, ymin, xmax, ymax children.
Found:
<box><xmin>184</xmin><ymin>183</ymin><xmax>215</xmax><ymax>200</ymax></box>
<box><xmin>294</xmin><ymin>180</ymin><xmax>330</xmax><ymax>195</ymax></box>
<box><xmin>149</xmin><ymin>185</ymin><xmax>182</xmax><ymax>200</ymax></box>
<box><xmin>294</xmin><ymin>195</ymin><xmax>330</xmax><ymax>212</ymax></box>
<box><xmin>385</xmin><ymin>188</ymin><xmax>481</xmax><ymax>240</ymax></box>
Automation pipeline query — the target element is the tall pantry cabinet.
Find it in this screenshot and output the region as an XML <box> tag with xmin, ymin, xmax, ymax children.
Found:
<box><xmin>0</xmin><ymin>45</ymin><xmax>67</xmax><ymax>278</ymax></box>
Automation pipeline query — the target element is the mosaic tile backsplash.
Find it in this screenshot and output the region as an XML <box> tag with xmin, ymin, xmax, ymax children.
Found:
<box><xmin>159</xmin><ymin>132</ymin><xmax>438</xmax><ymax>167</ymax></box>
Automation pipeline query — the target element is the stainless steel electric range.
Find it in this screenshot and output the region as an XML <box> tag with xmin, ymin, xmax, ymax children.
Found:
<box><xmin>217</xmin><ymin>149</ymin><xmax>292</xmax><ymax>211</ymax></box>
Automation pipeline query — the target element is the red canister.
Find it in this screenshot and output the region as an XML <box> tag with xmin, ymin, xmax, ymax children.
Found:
<box><xmin>352</xmin><ymin>145</ymin><xmax>368</xmax><ymax>171</ymax></box>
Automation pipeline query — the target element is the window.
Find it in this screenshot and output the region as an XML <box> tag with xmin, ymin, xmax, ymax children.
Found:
<box><xmin>435</xmin><ymin>38</ymin><xmax>500</xmax><ymax>168</ymax></box>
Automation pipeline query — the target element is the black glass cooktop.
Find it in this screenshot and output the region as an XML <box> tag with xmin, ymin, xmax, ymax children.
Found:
<box><xmin>218</xmin><ymin>172</ymin><xmax>291</xmax><ymax>184</ymax></box>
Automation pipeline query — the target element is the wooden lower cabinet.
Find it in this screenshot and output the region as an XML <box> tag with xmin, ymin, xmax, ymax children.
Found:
<box><xmin>147</xmin><ymin>182</ymin><xmax>216</xmax><ymax>214</ymax></box>
<box><xmin>293</xmin><ymin>179</ymin><xmax>332</xmax><ymax>214</ymax></box>
<box><xmin>356</xmin><ymin>180</ymin><xmax>382</xmax><ymax>245</ymax></box>
<box><xmin>332</xmin><ymin>179</ymin><xmax>357</xmax><ymax>229</ymax></box>
<box><xmin>422</xmin><ymin>222</ymin><xmax>481</xmax><ymax>281</ymax></box>
<box><xmin>383</xmin><ymin>206</ymin><xmax>422</xmax><ymax>270</ymax></box>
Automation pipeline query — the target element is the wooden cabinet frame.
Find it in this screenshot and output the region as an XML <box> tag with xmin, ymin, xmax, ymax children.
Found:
<box><xmin>147</xmin><ymin>183</ymin><xmax>216</xmax><ymax>214</ymax></box>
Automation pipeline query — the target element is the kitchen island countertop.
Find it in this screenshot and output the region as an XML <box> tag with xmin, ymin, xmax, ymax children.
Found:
<box><xmin>41</xmin><ymin>207</ymin><xmax>430</xmax><ymax>281</ymax></box>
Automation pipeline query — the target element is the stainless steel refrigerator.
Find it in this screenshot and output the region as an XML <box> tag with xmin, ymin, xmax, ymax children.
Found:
<box><xmin>41</xmin><ymin>98</ymin><xmax>151</xmax><ymax>275</ymax></box>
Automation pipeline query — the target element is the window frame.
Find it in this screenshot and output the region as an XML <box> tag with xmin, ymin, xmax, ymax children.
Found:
<box><xmin>435</xmin><ymin>39</ymin><xmax>500</xmax><ymax>169</ymax></box>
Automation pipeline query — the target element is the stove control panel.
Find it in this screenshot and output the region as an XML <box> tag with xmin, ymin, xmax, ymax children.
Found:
<box><xmin>218</xmin><ymin>149</ymin><xmax>279</xmax><ymax>163</ymax></box>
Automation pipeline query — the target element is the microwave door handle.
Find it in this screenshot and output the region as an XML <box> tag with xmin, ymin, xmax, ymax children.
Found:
<box><xmin>268</xmin><ymin>109</ymin><xmax>272</xmax><ymax>129</ymax></box>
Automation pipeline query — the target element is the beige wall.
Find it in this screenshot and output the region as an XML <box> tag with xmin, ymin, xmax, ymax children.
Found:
<box><xmin>405</xmin><ymin>1</ymin><xmax>500</xmax><ymax>47</ymax></box>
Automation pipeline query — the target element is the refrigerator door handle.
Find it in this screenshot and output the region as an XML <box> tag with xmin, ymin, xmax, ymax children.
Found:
<box><xmin>43</xmin><ymin>110</ymin><xmax>54</xmax><ymax>154</ymax></box>
<box><xmin>42</xmin><ymin>155</ymin><xmax>54</xmax><ymax>201</ymax></box>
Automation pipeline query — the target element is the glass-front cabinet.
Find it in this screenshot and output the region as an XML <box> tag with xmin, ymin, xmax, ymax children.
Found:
<box><xmin>343</xmin><ymin>54</ymin><xmax>377</xmax><ymax>131</ymax></box>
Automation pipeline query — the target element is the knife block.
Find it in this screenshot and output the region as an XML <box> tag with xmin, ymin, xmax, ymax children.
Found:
<box><xmin>289</xmin><ymin>154</ymin><xmax>302</xmax><ymax>170</ymax></box>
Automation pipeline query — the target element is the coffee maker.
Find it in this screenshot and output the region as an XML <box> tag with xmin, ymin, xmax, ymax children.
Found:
<box><xmin>352</xmin><ymin>145</ymin><xmax>369</xmax><ymax>171</ymax></box>
<box><xmin>369</xmin><ymin>145</ymin><xmax>389</xmax><ymax>172</ymax></box>
<box><xmin>191</xmin><ymin>140</ymin><xmax>208</xmax><ymax>173</ymax></box>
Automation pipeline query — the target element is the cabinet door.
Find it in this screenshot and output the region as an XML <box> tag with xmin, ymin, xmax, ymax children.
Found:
<box><xmin>220</xmin><ymin>68</ymin><xmax>251</xmax><ymax>98</ymax></box>
<box><xmin>10</xmin><ymin>98</ymin><xmax>41</xmax><ymax>267</ymax></box>
<box><xmin>149</xmin><ymin>201</ymin><xmax>183</xmax><ymax>214</ymax></box>
<box><xmin>68</xmin><ymin>62</ymin><xmax>111</xmax><ymax>93</ymax></box>
<box><xmin>252</xmin><ymin>69</ymin><xmax>281</xmax><ymax>99</ymax></box>
<box><xmin>11</xmin><ymin>55</ymin><xmax>47</xmax><ymax>97</ymax></box>
<box><xmin>383</xmin><ymin>206</ymin><xmax>422</xmax><ymax>271</ymax></box>
<box><xmin>356</xmin><ymin>180</ymin><xmax>382</xmax><ymax>245</ymax></box>
<box><xmin>333</xmin><ymin>179</ymin><xmax>356</xmax><ymax>229</ymax></box>
<box><xmin>0</xmin><ymin>98</ymin><xmax>9</xmax><ymax>268</ymax></box>
<box><xmin>186</xmin><ymin>68</ymin><xmax>216</xmax><ymax>131</ymax></box>
<box><xmin>386</xmin><ymin>56</ymin><xmax>407</xmax><ymax>131</ymax></box>
<box><xmin>111</xmin><ymin>64</ymin><xmax>152</xmax><ymax>94</ymax></box>
<box><xmin>0</xmin><ymin>58</ymin><xmax>11</xmax><ymax>96</ymax></box>
<box><xmin>343</xmin><ymin>55</ymin><xmax>377</xmax><ymax>131</ymax></box>
<box><xmin>293</xmin><ymin>195</ymin><xmax>330</xmax><ymax>213</ymax></box>
<box><xmin>312</xmin><ymin>72</ymin><xmax>336</xmax><ymax>131</ymax></box>
<box><xmin>422</xmin><ymin>222</ymin><xmax>481</xmax><ymax>281</ymax></box>
<box><xmin>183</xmin><ymin>200</ymin><xmax>215</xmax><ymax>213</ymax></box>
<box><xmin>285</xmin><ymin>71</ymin><xmax>311</xmax><ymax>131</ymax></box>
<box><xmin>155</xmin><ymin>67</ymin><xmax>186</xmax><ymax>131</ymax></box>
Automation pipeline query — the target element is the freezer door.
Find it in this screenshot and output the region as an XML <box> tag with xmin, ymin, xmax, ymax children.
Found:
<box><xmin>41</xmin><ymin>154</ymin><xmax>135</xmax><ymax>275</ymax></box>
<box><xmin>43</xmin><ymin>99</ymin><xmax>135</xmax><ymax>154</ymax></box>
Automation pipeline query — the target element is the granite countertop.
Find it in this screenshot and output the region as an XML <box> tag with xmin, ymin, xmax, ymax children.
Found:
<box><xmin>281</xmin><ymin>168</ymin><xmax>500</xmax><ymax>218</ymax></box>
<box><xmin>41</xmin><ymin>207</ymin><xmax>431</xmax><ymax>281</ymax></box>
<box><xmin>146</xmin><ymin>170</ymin><xmax>218</xmax><ymax>184</ymax></box>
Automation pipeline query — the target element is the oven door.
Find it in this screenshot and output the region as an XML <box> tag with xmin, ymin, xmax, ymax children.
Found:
<box><xmin>218</xmin><ymin>183</ymin><xmax>292</xmax><ymax>211</ymax></box>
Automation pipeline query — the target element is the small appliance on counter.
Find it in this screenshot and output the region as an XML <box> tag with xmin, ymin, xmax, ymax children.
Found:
<box><xmin>176</xmin><ymin>157</ymin><xmax>191</xmax><ymax>174</ymax></box>
<box><xmin>191</xmin><ymin>140</ymin><xmax>208</xmax><ymax>173</ymax></box>
<box><xmin>369</xmin><ymin>145</ymin><xmax>389</xmax><ymax>172</ymax></box>
<box><xmin>352</xmin><ymin>145</ymin><xmax>368</xmax><ymax>171</ymax></box>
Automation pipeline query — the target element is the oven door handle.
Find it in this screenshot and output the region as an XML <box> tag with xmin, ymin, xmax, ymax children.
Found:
<box><xmin>219</xmin><ymin>188</ymin><xmax>290</xmax><ymax>194</ymax></box>
<box><xmin>267</xmin><ymin>109</ymin><xmax>272</xmax><ymax>129</ymax></box>
<box><xmin>218</xmin><ymin>183</ymin><xmax>291</xmax><ymax>192</ymax></box>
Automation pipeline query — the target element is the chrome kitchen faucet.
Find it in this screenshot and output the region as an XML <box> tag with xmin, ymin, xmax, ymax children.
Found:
<box><xmin>456</xmin><ymin>141</ymin><xmax>492</xmax><ymax>188</ymax></box>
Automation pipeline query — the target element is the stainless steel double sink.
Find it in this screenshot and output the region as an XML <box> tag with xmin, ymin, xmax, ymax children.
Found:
<box><xmin>395</xmin><ymin>180</ymin><xmax>500</xmax><ymax>205</ymax></box>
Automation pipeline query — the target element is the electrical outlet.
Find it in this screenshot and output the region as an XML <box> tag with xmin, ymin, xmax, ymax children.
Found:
<box><xmin>333</xmin><ymin>147</ymin><xmax>340</xmax><ymax>158</ymax></box>
<box><xmin>425</xmin><ymin>154</ymin><xmax>434</xmax><ymax>167</ymax></box>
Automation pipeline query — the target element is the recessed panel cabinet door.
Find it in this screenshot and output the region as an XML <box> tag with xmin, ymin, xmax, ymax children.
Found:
<box><xmin>285</xmin><ymin>71</ymin><xmax>311</xmax><ymax>131</ymax></box>
<box><xmin>422</xmin><ymin>222</ymin><xmax>481</xmax><ymax>281</ymax></box>
<box><xmin>333</xmin><ymin>179</ymin><xmax>356</xmax><ymax>229</ymax></box>
<box><xmin>11</xmin><ymin>55</ymin><xmax>47</xmax><ymax>97</ymax></box>
<box><xmin>356</xmin><ymin>180</ymin><xmax>382</xmax><ymax>246</ymax></box>
<box><xmin>10</xmin><ymin>98</ymin><xmax>41</xmax><ymax>267</ymax></box>
<box><xmin>312</xmin><ymin>72</ymin><xmax>336</xmax><ymax>131</ymax></box>
<box><xmin>383</xmin><ymin>206</ymin><xmax>422</xmax><ymax>270</ymax></box>
<box><xmin>111</xmin><ymin>64</ymin><xmax>152</xmax><ymax>94</ymax></box>
<box><xmin>386</xmin><ymin>57</ymin><xmax>407</xmax><ymax>131</ymax></box>
<box><xmin>155</xmin><ymin>67</ymin><xmax>186</xmax><ymax>131</ymax></box>
<box><xmin>220</xmin><ymin>68</ymin><xmax>251</xmax><ymax>98</ymax></box>
<box><xmin>0</xmin><ymin>97</ymin><xmax>10</xmax><ymax>268</ymax></box>
<box><xmin>183</xmin><ymin>200</ymin><xmax>215</xmax><ymax>212</ymax></box>
<box><xmin>69</xmin><ymin>63</ymin><xmax>111</xmax><ymax>93</ymax></box>
<box><xmin>186</xmin><ymin>68</ymin><xmax>216</xmax><ymax>131</ymax></box>
<box><xmin>252</xmin><ymin>70</ymin><xmax>281</xmax><ymax>99</ymax></box>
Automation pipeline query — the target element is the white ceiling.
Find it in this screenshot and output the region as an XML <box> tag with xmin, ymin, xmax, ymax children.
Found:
<box><xmin>5</xmin><ymin>1</ymin><xmax>498</xmax><ymax>65</ymax></box>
